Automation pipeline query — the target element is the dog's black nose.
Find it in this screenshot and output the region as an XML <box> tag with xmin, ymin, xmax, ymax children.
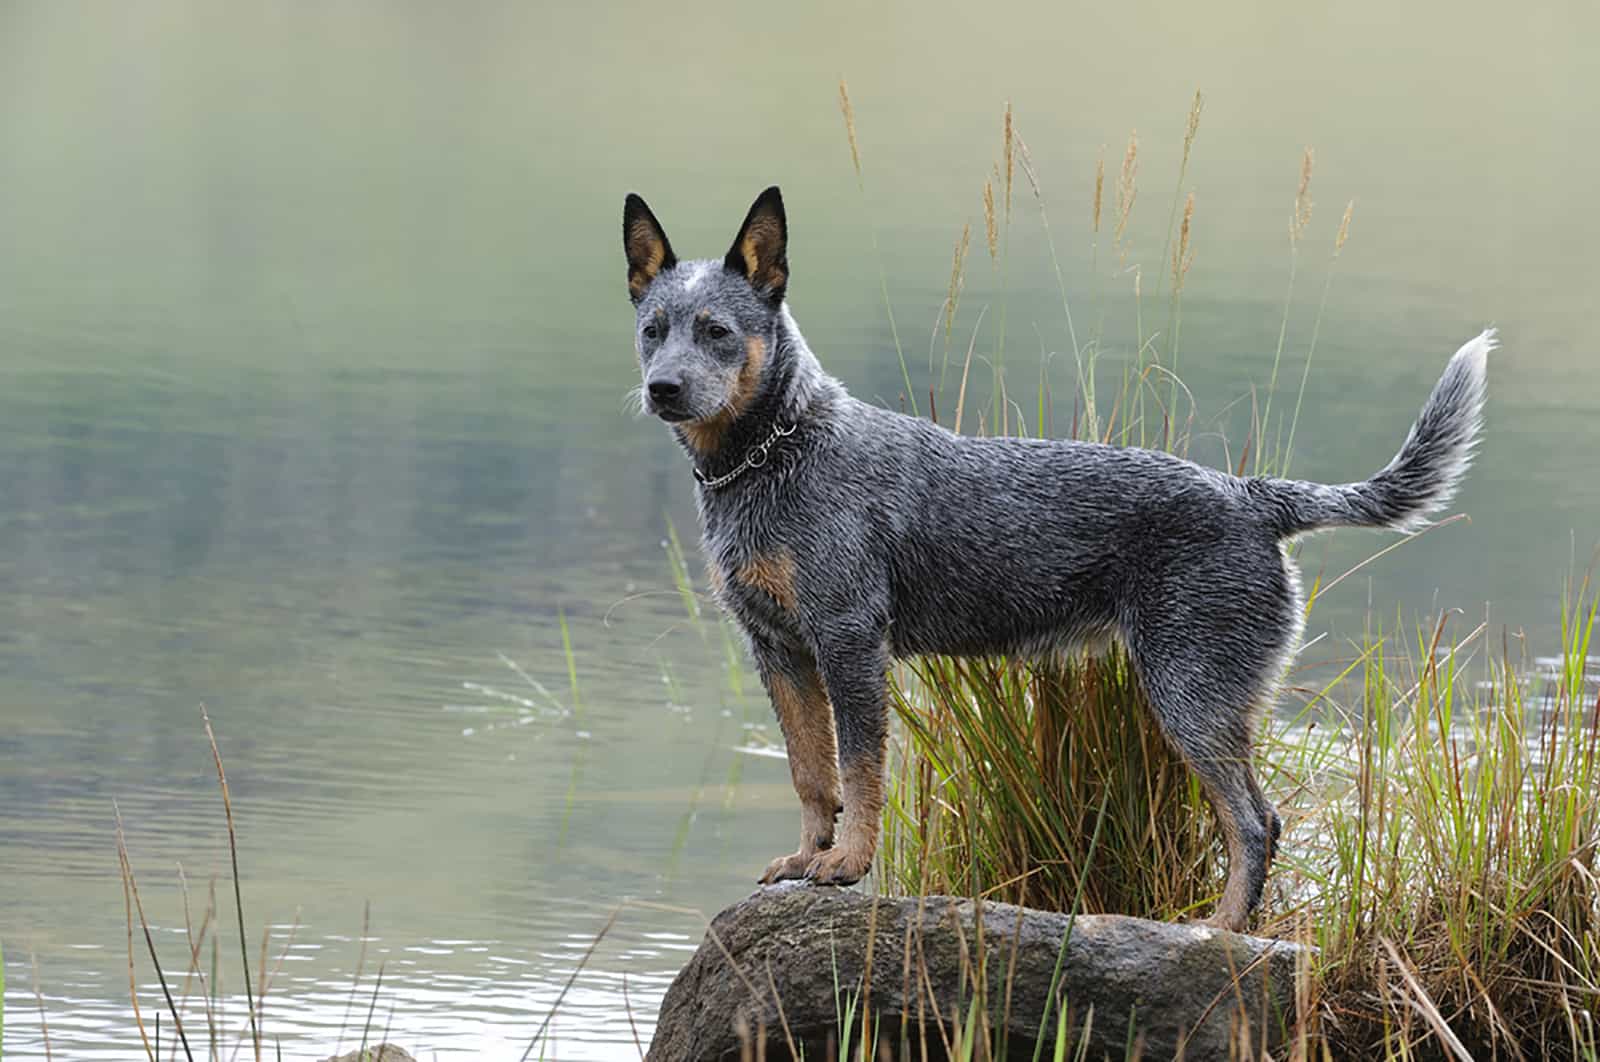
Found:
<box><xmin>648</xmin><ymin>378</ymin><xmax>682</xmax><ymax>402</ymax></box>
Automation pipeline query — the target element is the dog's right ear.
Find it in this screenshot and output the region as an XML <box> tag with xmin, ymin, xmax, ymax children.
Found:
<box><xmin>623</xmin><ymin>193</ymin><xmax>677</xmax><ymax>302</ymax></box>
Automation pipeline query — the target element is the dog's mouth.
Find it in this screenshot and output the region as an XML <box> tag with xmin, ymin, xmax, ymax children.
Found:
<box><xmin>651</xmin><ymin>404</ymin><xmax>694</xmax><ymax>423</ymax></box>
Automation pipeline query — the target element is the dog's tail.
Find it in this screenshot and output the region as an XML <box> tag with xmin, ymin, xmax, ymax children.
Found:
<box><xmin>1258</xmin><ymin>329</ymin><xmax>1494</xmax><ymax>538</ymax></box>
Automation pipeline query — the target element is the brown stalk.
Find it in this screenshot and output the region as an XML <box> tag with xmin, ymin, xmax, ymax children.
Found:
<box><xmin>172</xmin><ymin>863</ymin><xmax>216</xmax><ymax>1062</ymax></box>
<box><xmin>115</xmin><ymin>801</ymin><xmax>196</xmax><ymax>1061</ymax></box>
<box><xmin>518</xmin><ymin>909</ymin><xmax>619</xmax><ymax>1062</ymax></box>
<box><xmin>1092</xmin><ymin>151</ymin><xmax>1104</xmax><ymax>234</ymax></box>
<box><xmin>120</xmin><ymin>815</ymin><xmax>156</xmax><ymax>1061</ymax></box>
<box><xmin>622</xmin><ymin>972</ymin><xmax>645</xmax><ymax>1060</ymax></box>
<box><xmin>953</xmin><ymin>305</ymin><xmax>988</xmax><ymax>435</ymax></box>
<box><xmin>336</xmin><ymin>899</ymin><xmax>372</xmax><ymax>1054</ymax></box>
<box><xmin>32</xmin><ymin>952</ymin><xmax>55</xmax><ymax>1061</ymax></box>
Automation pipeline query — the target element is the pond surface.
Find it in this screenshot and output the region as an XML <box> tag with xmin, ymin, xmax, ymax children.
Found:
<box><xmin>2</xmin><ymin>1</ymin><xmax>1597</xmax><ymax>1057</ymax></box>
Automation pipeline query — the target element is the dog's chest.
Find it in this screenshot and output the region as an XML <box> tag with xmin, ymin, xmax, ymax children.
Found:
<box><xmin>701</xmin><ymin>511</ymin><xmax>804</xmax><ymax>643</ymax></box>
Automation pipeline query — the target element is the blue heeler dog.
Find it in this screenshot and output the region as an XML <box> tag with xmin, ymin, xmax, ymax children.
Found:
<box><xmin>623</xmin><ymin>186</ymin><xmax>1491</xmax><ymax>930</ymax></box>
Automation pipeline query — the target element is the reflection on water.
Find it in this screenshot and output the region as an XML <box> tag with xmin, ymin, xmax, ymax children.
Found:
<box><xmin>3</xmin><ymin>0</ymin><xmax>1599</xmax><ymax>1056</ymax></box>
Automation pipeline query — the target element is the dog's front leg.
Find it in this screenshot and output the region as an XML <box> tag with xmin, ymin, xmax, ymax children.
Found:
<box><xmin>754</xmin><ymin>642</ymin><xmax>843</xmax><ymax>884</ymax></box>
<box><xmin>805</xmin><ymin>630</ymin><xmax>889</xmax><ymax>886</ymax></box>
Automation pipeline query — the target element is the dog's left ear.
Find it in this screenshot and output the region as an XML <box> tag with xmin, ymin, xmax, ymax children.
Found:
<box><xmin>724</xmin><ymin>186</ymin><xmax>788</xmax><ymax>304</ymax></box>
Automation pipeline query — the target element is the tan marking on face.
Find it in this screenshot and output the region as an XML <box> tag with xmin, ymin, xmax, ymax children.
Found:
<box><xmin>768</xmin><ymin>668</ymin><xmax>841</xmax><ymax>852</ymax></box>
<box><xmin>680</xmin><ymin>336</ymin><xmax>767</xmax><ymax>456</ymax></box>
<box><xmin>738</xmin><ymin>545</ymin><xmax>796</xmax><ymax>612</ymax></box>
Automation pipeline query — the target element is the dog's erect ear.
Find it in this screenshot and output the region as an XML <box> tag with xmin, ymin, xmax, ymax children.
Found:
<box><xmin>624</xmin><ymin>193</ymin><xmax>677</xmax><ymax>302</ymax></box>
<box><xmin>724</xmin><ymin>186</ymin><xmax>788</xmax><ymax>304</ymax></box>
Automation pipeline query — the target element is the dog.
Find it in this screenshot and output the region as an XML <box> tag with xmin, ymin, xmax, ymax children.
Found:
<box><xmin>622</xmin><ymin>185</ymin><xmax>1490</xmax><ymax>930</ymax></box>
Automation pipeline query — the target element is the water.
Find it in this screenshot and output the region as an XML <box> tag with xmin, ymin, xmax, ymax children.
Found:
<box><xmin>2</xmin><ymin>1</ymin><xmax>1597</xmax><ymax>1057</ymax></box>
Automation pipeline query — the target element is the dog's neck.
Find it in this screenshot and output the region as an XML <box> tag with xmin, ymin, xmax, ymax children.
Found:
<box><xmin>675</xmin><ymin>305</ymin><xmax>833</xmax><ymax>484</ymax></box>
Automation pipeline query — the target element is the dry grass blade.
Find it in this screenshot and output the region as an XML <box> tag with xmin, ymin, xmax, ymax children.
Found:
<box><xmin>32</xmin><ymin>951</ymin><xmax>55</xmax><ymax>1061</ymax></box>
<box><xmin>120</xmin><ymin>814</ymin><xmax>156</xmax><ymax>1061</ymax></box>
<box><xmin>115</xmin><ymin>801</ymin><xmax>196</xmax><ymax>1061</ymax></box>
<box><xmin>201</xmin><ymin>705</ymin><xmax>261</xmax><ymax>1061</ymax></box>
<box><xmin>254</xmin><ymin>909</ymin><xmax>300</xmax><ymax>1042</ymax></box>
<box><xmin>1379</xmin><ymin>937</ymin><xmax>1474</xmax><ymax>1061</ymax></box>
<box><xmin>357</xmin><ymin>961</ymin><xmax>385</xmax><ymax>1059</ymax></box>
<box><xmin>953</xmin><ymin>306</ymin><xmax>988</xmax><ymax>435</ymax></box>
<box><xmin>1092</xmin><ymin>151</ymin><xmax>1104</xmax><ymax>234</ymax></box>
<box><xmin>622</xmin><ymin>971</ymin><xmax>645</xmax><ymax>1060</ymax></box>
<box><xmin>337</xmin><ymin>900</ymin><xmax>372</xmax><ymax>1054</ymax></box>
<box><xmin>172</xmin><ymin>864</ymin><xmax>216</xmax><ymax>1062</ymax></box>
<box><xmin>519</xmin><ymin>908</ymin><xmax>621</xmax><ymax>1062</ymax></box>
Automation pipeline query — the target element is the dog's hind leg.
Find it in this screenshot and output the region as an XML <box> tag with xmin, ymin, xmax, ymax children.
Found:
<box><xmin>753</xmin><ymin>641</ymin><xmax>843</xmax><ymax>884</ymax></box>
<box><xmin>1130</xmin><ymin>648</ymin><xmax>1280</xmax><ymax>932</ymax></box>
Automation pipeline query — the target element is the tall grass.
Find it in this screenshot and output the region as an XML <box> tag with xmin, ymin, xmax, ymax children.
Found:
<box><xmin>834</xmin><ymin>93</ymin><xmax>1600</xmax><ymax>1058</ymax></box>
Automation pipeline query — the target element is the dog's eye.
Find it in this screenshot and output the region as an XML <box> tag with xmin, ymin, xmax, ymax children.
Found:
<box><xmin>642</xmin><ymin>321</ymin><xmax>663</xmax><ymax>341</ymax></box>
<box><xmin>706</xmin><ymin>323</ymin><xmax>731</xmax><ymax>340</ymax></box>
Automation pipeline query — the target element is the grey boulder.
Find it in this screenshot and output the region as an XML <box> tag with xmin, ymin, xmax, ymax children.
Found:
<box><xmin>648</xmin><ymin>885</ymin><xmax>1300</xmax><ymax>1061</ymax></box>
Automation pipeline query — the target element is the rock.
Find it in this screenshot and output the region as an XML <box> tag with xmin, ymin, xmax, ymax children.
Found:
<box><xmin>647</xmin><ymin>885</ymin><xmax>1301</xmax><ymax>1061</ymax></box>
<box><xmin>320</xmin><ymin>1046</ymin><xmax>416</xmax><ymax>1062</ymax></box>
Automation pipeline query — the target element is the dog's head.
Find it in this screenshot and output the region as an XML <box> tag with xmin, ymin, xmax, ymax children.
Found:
<box><xmin>622</xmin><ymin>188</ymin><xmax>788</xmax><ymax>439</ymax></box>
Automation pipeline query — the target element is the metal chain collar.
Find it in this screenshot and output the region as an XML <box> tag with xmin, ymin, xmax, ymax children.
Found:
<box><xmin>692</xmin><ymin>421</ymin><xmax>797</xmax><ymax>490</ymax></box>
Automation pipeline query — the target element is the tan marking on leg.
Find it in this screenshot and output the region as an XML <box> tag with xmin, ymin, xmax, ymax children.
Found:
<box><xmin>738</xmin><ymin>548</ymin><xmax>797</xmax><ymax>613</ymax></box>
<box><xmin>758</xmin><ymin>668</ymin><xmax>842</xmax><ymax>884</ymax></box>
<box><xmin>680</xmin><ymin>337</ymin><xmax>766</xmax><ymax>456</ymax></box>
<box><xmin>1200</xmin><ymin>781</ymin><xmax>1253</xmax><ymax>932</ymax></box>
<box><xmin>705</xmin><ymin>561</ymin><xmax>727</xmax><ymax>599</ymax></box>
<box><xmin>807</xmin><ymin>740</ymin><xmax>883</xmax><ymax>885</ymax></box>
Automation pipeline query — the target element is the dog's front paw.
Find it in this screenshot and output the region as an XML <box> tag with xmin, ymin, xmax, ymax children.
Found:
<box><xmin>758</xmin><ymin>851</ymin><xmax>814</xmax><ymax>884</ymax></box>
<box><xmin>805</xmin><ymin>843</ymin><xmax>871</xmax><ymax>886</ymax></box>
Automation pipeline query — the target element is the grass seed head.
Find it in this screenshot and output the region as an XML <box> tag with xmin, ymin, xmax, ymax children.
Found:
<box><xmin>838</xmin><ymin>77</ymin><xmax>861</xmax><ymax>181</ymax></box>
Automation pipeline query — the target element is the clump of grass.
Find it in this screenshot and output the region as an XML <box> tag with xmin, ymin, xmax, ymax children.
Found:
<box><xmin>1281</xmin><ymin>593</ymin><xmax>1600</xmax><ymax>1058</ymax></box>
<box><xmin>882</xmin><ymin>651</ymin><xmax>1219</xmax><ymax>921</ymax></box>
